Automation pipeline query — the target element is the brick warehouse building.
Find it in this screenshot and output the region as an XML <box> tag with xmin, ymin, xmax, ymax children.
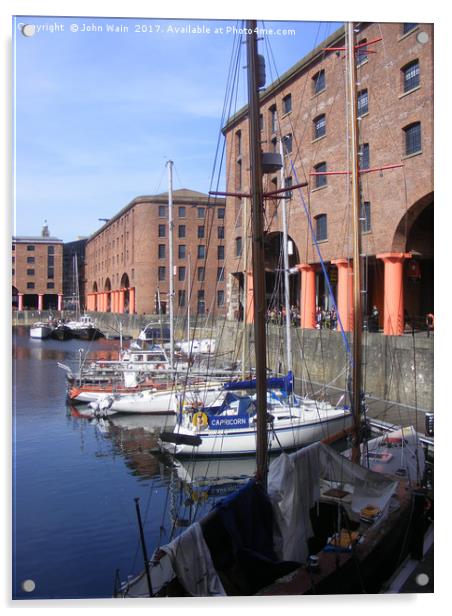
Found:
<box><xmin>222</xmin><ymin>22</ymin><xmax>433</xmax><ymax>335</ymax></box>
<box><xmin>84</xmin><ymin>189</ymin><xmax>227</xmax><ymax>317</ymax></box>
<box><xmin>12</xmin><ymin>223</ymin><xmax>64</xmax><ymax>311</ymax></box>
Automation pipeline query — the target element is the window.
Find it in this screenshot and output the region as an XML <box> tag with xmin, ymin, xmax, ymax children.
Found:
<box><xmin>360</xmin><ymin>201</ymin><xmax>371</xmax><ymax>233</ymax></box>
<box><xmin>235</xmin><ymin>236</ymin><xmax>242</xmax><ymax>257</ymax></box>
<box><xmin>47</xmin><ymin>255</ymin><xmax>54</xmax><ymax>266</ymax></box>
<box><xmin>47</xmin><ymin>282</ymin><xmax>55</xmax><ymax>289</ymax></box>
<box><xmin>197</xmin><ymin>290</ymin><xmax>205</xmax><ymax>314</ymax></box>
<box><xmin>357</xmin><ymin>89</ymin><xmax>369</xmax><ymax>117</ymax></box>
<box><xmin>283</xmin><ymin>134</ymin><xmax>293</xmax><ymax>155</ymax></box>
<box><xmin>284</xmin><ymin>176</ymin><xmax>293</xmax><ymax>199</ymax></box>
<box><xmin>236</xmin><ymin>130</ymin><xmax>242</xmax><ymax>156</ymax></box>
<box><xmin>178</xmin><ymin>225</ymin><xmax>186</xmax><ymax>238</ymax></box>
<box><xmin>403</xmin><ymin>60</ymin><xmax>420</xmax><ymax>92</ymax></box>
<box><xmin>27</xmin><ymin>256</ymin><xmax>35</xmax><ymax>264</ymax></box>
<box><xmin>217</xmin><ymin>207</ymin><xmax>225</xmax><ymax>219</ymax></box>
<box><xmin>158</xmin><ymin>244</ymin><xmax>166</xmax><ymax>259</ymax></box>
<box><xmin>27</xmin><ymin>245</ymin><xmax>35</xmax><ymax>251</ymax></box>
<box><xmin>259</xmin><ymin>114</ymin><xmax>263</xmax><ymax>131</ymax></box>
<box><xmin>197</xmin><ymin>225</ymin><xmax>205</xmax><ymax>239</ymax></box>
<box><xmin>27</xmin><ymin>282</ymin><xmax>35</xmax><ymax>289</ymax></box>
<box><xmin>178</xmin><ymin>245</ymin><xmax>186</xmax><ymax>259</ymax></box>
<box><xmin>315</xmin><ymin>214</ymin><xmax>328</xmax><ymax>241</ymax></box>
<box><xmin>197</xmin><ymin>207</ymin><xmax>205</xmax><ymax>218</ymax></box>
<box><xmin>197</xmin><ymin>266</ymin><xmax>205</xmax><ymax>281</ymax></box>
<box><xmin>178</xmin><ymin>290</ymin><xmax>186</xmax><ymax>307</ymax></box>
<box><xmin>158</xmin><ymin>205</ymin><xmax>167</xmax><ymax>218</ymax></box>
<box><xmin>178</xmin><ymin>206</ymin><xmax>186</xmax><ymax>218</ymax></box>
<box><xmin>270</xmin><ymin>105</ymin><xmax>277</xmax><ymax>133</ymax></box>
<box><xmin>218</xmin><ymin>245</ymin><xmax>225</xmax><ymax>260</ymax></box>
<box><xmin>217</xmin><ymin>290</ymin><xmax>225</xmax><ymax>307</ymax></box>
<box><xmin>282</xmin><ymin>94</ymin><xmax>292</xmax><ymax>114</ymax></box>
<box><xmin>313</xmin><ymin>70</ymin><xmax>325</xmax><ymax>94</ymax></box>
<box><xmin>403</xmin><ymin>23</ymin><xmax>417</xmax><ymax>34</ymax></box>
<box><xmin>217</xmin><ymin>226</ymin><xmax>224</xmax><ymax>239</ymax></box>
<box><xmin>158</xmin><ymin>266</ymin><xmax>166</xmax><ymax>281</ymax></box>
<box><xmin>236</xmin><ymin>160</ymin><xmax>242</xmax><ymax>191</ymax></box>
<box><xmin>359</xmin><ymin>143</ymin><xmax>370</xmax><ymax>170</ymax></box>
<box><xmin>404</xmin><ymin>122</ymin><xmax>422</xmax><ymax>155</ymax></box>
<box><xmin>197</xmin><ymin>245</ymin><xmax>206</xmax><ymax>259</ymax></box>
<box><xmin>314</xmin><ymin>114</ymin><xmax>326</xmax><ymax>139</ymax></box>
<box><xmin>356</xmin><ymin>39</ymin><xmax>368</xmax><ymax>65</ymax></box>
<box><xmin>314</xmin><ymin>162</ymin><xmax>327</xmax><ymax>188</ymax></box>
<box><xmin>178</xmin><ymin>266</ymin><xmax>186</xmax><ymax>281</ymax></box>
<box><xmin>158</xmin><ymin>224</ymin><xmax>166</xmax><ymax>237</ymax></box>
<box><xmin>26</xmin><ymin>269</ymin><xmax>35</xmax><ymax>276</ymax></box>
<box><xmin>47</xmin><ymin>246</ymin><xmax>54</xmax><ymax>254</ymax></box>
<box><xmin>217</xmin><ymin>267</ymin><xmax>224</xmax><ymax>282</ymax></box>
<box><xmin>47</xmin><ymin>268</ymin><xmax>54</xmax><ymax>279</ymax></box>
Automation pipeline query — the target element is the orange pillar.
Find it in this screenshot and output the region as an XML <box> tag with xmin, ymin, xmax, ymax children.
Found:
<box><xmin>18</xmin><ymin>293</ymin><xmax>24</xmax><ymax>311</ymax></box>
<box><xmin>113</xmin><ymin>291</ymin><xmax>119</xmax><ymax>313</ymax></box>
<box><xmin>332</xmin><ymin>258</ymin><xmax>354</xmax><ymax>332</ymax></box>
<box><xmin>118</xmin><ymin>289</ymin><xmax>125</xmax><ymax>314</ymax></box>
<box><xmin>58</xmin><ymin>293</ymin><xmax>63</xmax><ymax>311</ymax></box>
<box><xmin>245</xmin><ymin>272</ymin><xmax>254</xmax><ymax>324</ymax></box>
<box><xmin>376</xmin><ymin>252</ymin><xmax>410</xmax><ymax>336</ymax></box>
<box><xmin>38</xmin><ymin>294</ymin><xmax>44</xmax><ymax>311</ymax></box>
<box><xmin>298</xmin><ymin>264</ymin><xmax>317</xmax><ymax>329</ymax></box>
<box><xmin>129</xmin><ymin>287</ymin><xmax>135</xmax><ymax>314</ymax></box>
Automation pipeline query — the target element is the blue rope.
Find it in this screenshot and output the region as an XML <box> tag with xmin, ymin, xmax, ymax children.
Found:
<box><xmin>290</xmin><ymin>160</ymin><xmax>353</xmax><ymax>364</ymax></box>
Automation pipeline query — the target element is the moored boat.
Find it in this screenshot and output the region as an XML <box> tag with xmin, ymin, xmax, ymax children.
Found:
<box><xmin>30</xmin><ymin>322</ymin><xmax>54</xmax><ymax>339</ymax></box>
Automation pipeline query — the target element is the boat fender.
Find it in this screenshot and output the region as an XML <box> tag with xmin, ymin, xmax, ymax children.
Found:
<box><xmin>192</xmin><ymin>412</ymin><xmax>208</xmax><ymax>429</ymax></box>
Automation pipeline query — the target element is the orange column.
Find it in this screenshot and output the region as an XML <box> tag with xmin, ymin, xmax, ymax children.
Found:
<box><xmin>113</xmin><ymin>291</ymin><xmax>119</xmax><ymax>313</ymax></box>
<box><xmin>298</xmin><ymin>264</ymin><xmax>317</xmax><ymax>329</ymax></box>
<box><xmin>245</xmin><ymin>272</ymin><xmax>254</xmax><ymax>324</ymax></box>
<box><xmin>38</xmin><ymin>294</ymin><xmax>43</xmax><ymax>311</ymax></box>
<box><xmin>129</xmin><ymin>287</ymin><xmax>135</xmax><ymax>314</ymax></box>
<box><xmin>18</xmin><ymin>293</ymin><xmax>24</xmax><ymax>311</ymax></box>
<box><xmin>332</xmin><ymin>258</ymin><xmax>354</xmax><ymax>332</ymax></box>
<box><xmin>58</xmin><ymin>293</ymin><xmax>63</xmax><ymax>311</ymax></box>
<box><xmin>118</xmin><ymin>289</ymin><xmax>125</xmax><ymax>314</ymax></box>
<box><xmin>376</xmin><ymin>252</ymin><xmax>410</xmax><ymax>335</ymax></box>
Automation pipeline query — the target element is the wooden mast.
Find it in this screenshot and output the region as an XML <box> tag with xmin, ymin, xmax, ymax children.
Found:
<box><xmin>347</xmin><ymin>22</ymin><xmax>363</xmax><ymax>464</ymax></box>
<box><xmin>246</xmin><ymin>20</ymin><xmax>268</xmax><ymax>486</ymax></box>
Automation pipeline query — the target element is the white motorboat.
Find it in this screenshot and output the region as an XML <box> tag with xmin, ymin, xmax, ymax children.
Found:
<box><xmin>30</xmin><ymin>322</ymin><xmax>54</xmax><ymax>339</ymax></box>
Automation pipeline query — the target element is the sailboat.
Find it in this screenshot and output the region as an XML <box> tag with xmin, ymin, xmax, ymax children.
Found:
<box><xmin>65</xmin><ymin>254</ymin><xmax>104</xmax><ymax>340</ymax></box>
<box><xmin>115</xmin><ymin>21</ymin><xmax>431</xmax><ymax>598</ymax></box>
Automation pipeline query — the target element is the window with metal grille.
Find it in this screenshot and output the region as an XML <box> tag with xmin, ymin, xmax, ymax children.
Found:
<box><xmin>404</xmin><ymin>122</ymin><xmax>421</xmax><ymax>155</ymax></box>
<box><xmin>314</xmin><ymin>114</ymin><xmax>326</xmax><ymax>139</ymax></box>
<box><xmin>360</xmin><ymin>201</ymin><xmax>371</xmax><ymax>233</ymax></box>
<box><xmin>359</xmin><ymin>143</ymin><xmax>370</xmax><ymax>170</ymax></box>
<box><xmin>403</xmin><ymin>60</ymin><xmax>420</xmax><ymax>92</ymax></box>
<box><xmin>315</xmin><ymin>214</ymin><xmax>328</xmax><ymax>241</ymax></box>
<box><xmin>314</xmin><ymin>162</ymin><xmax>327</xmax><ymax>188</ymax></box>
<box><xmin>313</xmin><ymin>70</ymin><xmax>325</xmax><ymax>94</ymax></box>
<box><xmin>357</xmin><ymin>89</ymin><xmax>368</xmax><ymax>116</ymax></box>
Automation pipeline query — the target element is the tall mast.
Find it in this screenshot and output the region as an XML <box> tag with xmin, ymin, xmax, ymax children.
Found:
<box><xmin>279</xmin><ymin>138</ymin><xmax>293</xmax><ymax>377</ymax></box>
<box><xmin>246</xmin><ymin>20</ymin><xmax>268</xmax><ymax>486</ymax></box>
<box><xmin>347</xmin><ymin>22</ymin><xmax>363</xmax><ymax>463</ymax></box>
<box><xmin>167</xmin><ymin>160</ymin><xmax>175</xmax><ymax>371</ymax></box>
<box><xmin>242</xmin><ymin>197</ymin><xmax>248</xmax><ymax>380</ymax></box>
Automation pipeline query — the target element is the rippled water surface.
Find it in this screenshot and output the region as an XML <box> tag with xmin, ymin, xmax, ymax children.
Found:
<box><xmin>12</xmin><ymin>327</ymin><xmax>255</xmax><ymax>599</ymax></box>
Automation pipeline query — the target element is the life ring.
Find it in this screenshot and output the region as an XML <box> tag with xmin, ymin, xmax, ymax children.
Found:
<box><xmin>192</xmin><ymin>411</ymin><xmax>208</xmax><ymax>429</ymax></box>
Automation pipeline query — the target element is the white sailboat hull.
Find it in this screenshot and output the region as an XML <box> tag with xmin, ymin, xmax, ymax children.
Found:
<box><xmin>161</xmin><ymin>408</ymin><xmax>353</xmax><ymax>456</ymax></box>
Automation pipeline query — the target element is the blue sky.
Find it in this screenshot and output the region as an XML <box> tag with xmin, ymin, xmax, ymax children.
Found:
<box><xmin>13</xmin><ymin>15</ymin><xmax>342</xmax><ymax>241</ymax></box>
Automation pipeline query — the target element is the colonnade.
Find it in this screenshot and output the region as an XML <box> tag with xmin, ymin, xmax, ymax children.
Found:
<box><xmin>244</xmin><ymin>252</ymin><xmax>411</xmax><ymax>336</ymax></box>
<box><xmin>85</xmin><ymin>287</ymin><xmax>135</xmax><ymax>315</ymax></box>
